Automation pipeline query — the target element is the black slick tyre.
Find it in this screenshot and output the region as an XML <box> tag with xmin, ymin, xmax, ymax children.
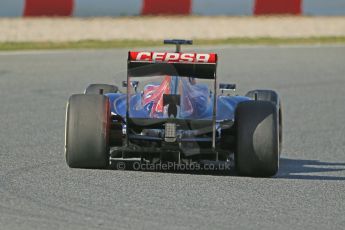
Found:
<box><xmin>235</xmin><ymin>101</ymin><xmax>279</xmax><ymax>177</ymax></box>
<box><xmin>65</xmin><ymin>94</ymin><xmax>110</xmax><ymax>169</ymax></box>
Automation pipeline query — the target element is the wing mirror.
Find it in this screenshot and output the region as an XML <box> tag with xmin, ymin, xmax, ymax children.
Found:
<box><xmin>219</xmin><ymin>83</ymin><xmax>236</xmax><ymax>95</ymax></box>
<box><xmin>122</xmin><ymin>81</ymin><xmax>139</xmax><ymax>92</ymax></box>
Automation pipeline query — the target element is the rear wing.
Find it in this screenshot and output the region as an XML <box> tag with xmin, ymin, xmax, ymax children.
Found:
<box><xmin>128</xmin><ymin>51</ymin><xmax>218</xmax><ymax>79</ymax></box>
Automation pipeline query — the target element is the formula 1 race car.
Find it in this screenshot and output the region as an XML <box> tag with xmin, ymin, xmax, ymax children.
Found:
<box><xmin>65</xmin><ymin>39</ymin><xmax>282</xmax><ymax>177</ymax></box>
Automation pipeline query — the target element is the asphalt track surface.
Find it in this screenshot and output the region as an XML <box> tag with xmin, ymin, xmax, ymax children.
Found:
<box><xmin>0</xmin><ymin>45</ymin><xmax>345</xmax><ymax>230</ymax></box>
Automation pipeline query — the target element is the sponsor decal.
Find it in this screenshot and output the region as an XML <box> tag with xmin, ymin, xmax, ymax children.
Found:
<box><xmin>129</xmin><ymin>52</ymin><xmax>217</xmax><ymax>63</ymax></box>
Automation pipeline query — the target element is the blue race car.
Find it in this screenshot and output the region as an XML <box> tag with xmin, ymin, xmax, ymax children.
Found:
<box><xmin>65</xmin><ymin>39</ymin><xmax>282</xmax><ymax>177</ymax></box>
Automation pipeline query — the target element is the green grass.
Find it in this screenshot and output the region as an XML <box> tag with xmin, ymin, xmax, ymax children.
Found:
<box><xmin>1</xmin><ymin>37</ymin><xmax>345</xmax><ymax>51</ymax></box>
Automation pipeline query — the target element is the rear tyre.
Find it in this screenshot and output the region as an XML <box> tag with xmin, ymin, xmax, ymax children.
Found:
<box><xmin>246</xmin><ymin>89</ymin><xmax>282</xmax><ymax>155</ymax></box>
<box><xmin>65</xmin><ymin>94</ymin><xmax>110</xmax><ymax>169</ymax></box>
<box><xmin>235</xmin><ymin>101</ymin><xmax>279</xmax><ymax>177</ymax></box>
<box><xmin>85</xmin><ymin>84</ymin><xmax>119</xmax><ymax>94</ymax></box>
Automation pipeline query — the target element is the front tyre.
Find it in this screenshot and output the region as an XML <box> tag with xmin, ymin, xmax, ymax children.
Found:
<box><xmin>235</xmin><ymin>101</ymin><xmax>279</xmax><ymax>177</ymax></box>
<box><xmin>65</xmin><ymin>94</ymin><xmax>110</xmax><ymax>169</ymax></box>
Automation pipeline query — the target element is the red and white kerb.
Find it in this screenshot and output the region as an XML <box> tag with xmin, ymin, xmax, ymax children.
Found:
<box><xmin>3</xmin><ymin>0</ymin><xmax>342</xmax><ymax>17</ymax></box>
